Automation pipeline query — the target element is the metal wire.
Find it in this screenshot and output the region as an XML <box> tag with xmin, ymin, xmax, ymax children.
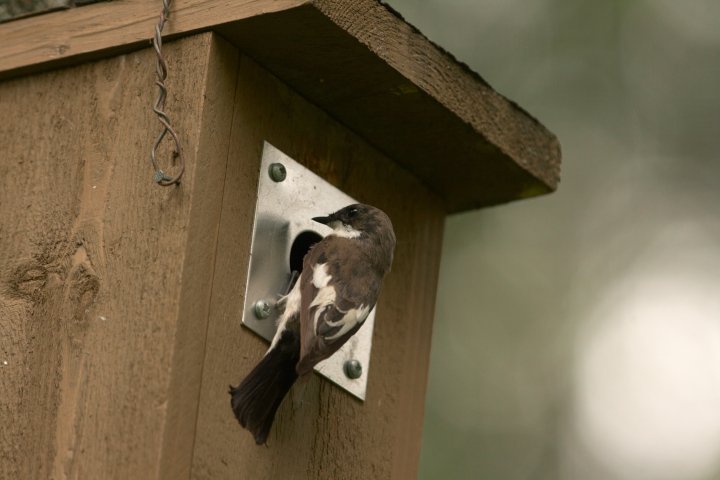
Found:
<box><xmin>150</xmin><ymin>0</ymin><xmax>184</xmax><ymax>186</ymax></box>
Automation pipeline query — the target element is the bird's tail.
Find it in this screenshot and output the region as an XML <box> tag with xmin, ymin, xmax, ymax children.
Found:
<box><xmin>229</xmin><ymin>328</ymin><xmax>300</xmax><ymax>444</ymax></box>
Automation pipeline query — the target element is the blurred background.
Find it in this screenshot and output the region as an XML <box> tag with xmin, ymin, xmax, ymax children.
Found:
<box><xmin>383</xmin><ymin>1</ymin><xmax>720</xmax><ymax>479</ymax></box>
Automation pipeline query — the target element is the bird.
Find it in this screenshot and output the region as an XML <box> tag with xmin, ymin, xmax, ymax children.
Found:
<box><xmin>229</xmin><ymin>203</ymin><xmax>396</xmax><ymax>444</ymax></box>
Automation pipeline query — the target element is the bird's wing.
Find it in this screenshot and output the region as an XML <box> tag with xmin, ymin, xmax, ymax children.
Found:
<box><xmin>308</xmin><ymin>262</ymin><xmax>372</xmax><ymax>342</ymax></box>
<box><xmin>295</xmin><ymin>238</ymin><xmax>378</xmax><ymax>375</ymax></box>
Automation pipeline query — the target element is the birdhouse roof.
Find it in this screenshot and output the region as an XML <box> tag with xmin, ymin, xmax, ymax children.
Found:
<box><xmin>0</xmin><ymin>0</ymin><xmax>560</xmax><ymax>211</ymax></box>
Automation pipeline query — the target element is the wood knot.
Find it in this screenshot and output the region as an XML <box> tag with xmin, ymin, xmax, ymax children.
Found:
<box><xmin>5</xmin><ymin>261</ymin><xmax>48</xmax><ymax>299</ymax></box>
<box><xmin>66</xmin><ymin>245</ymin><xmax>101</xmax><ymax>345</ymax></box>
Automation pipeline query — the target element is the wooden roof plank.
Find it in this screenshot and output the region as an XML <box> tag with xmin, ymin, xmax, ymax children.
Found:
<box><xmin>0</xmin><ymin>0</ymin><xmax>560</xmax><ymax>211</ymax></box>
<box><xmin>0</xmin><ymin>0</ymin><xmax>307</xmax><ymax>79</ymax></box>
<box><xmin>217</xmin><ymin>1</ymin><xmax>560</xmax><ymax>210</ymax></box>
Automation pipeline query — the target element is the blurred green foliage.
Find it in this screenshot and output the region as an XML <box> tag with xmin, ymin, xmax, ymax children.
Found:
<box><xmin>385</xmin><ymin>1</ymin><xmax>720</xmax><ymax>479</ymax></box>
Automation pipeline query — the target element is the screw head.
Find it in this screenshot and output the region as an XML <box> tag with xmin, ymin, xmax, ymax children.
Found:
<box><xmin>343</xmin><ymin>359</ymin><xmax>363</xmax><ymax>379</ymax></box>
<box><xmin>253</xmin><ymin>300</ymin><xmax>272</xmax><ymax>319</ymax></box>
<box><xmin>268</xmin><ymin>163</ymin><xmax>287</xmax><ymax>182</ymax></box>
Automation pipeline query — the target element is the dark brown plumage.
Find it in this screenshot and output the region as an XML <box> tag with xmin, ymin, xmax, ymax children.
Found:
<box><xmin>229</xmin><ymin>204</ymin><xmax>395</xmax><ymax>444</ymax></box>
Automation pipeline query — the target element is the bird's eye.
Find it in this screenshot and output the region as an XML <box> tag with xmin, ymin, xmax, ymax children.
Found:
<box><xmin>347</xmin><ymin>207</ymin><xmax>358</xmax><ymax>218</ymax></box>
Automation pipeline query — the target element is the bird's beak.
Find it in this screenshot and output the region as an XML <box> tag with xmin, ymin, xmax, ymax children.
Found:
<box><xmin>312</xmin><ymin>215</ymin><xmax>332</xmax><ymax>225</ymax></box>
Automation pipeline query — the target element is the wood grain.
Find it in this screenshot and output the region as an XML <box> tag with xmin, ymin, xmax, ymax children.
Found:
<box><xmin>0</xmin><ymin>0</ymin><xmax>306</xmax><ymax>79</ymax></box>
<box><xmin>0</xmin><ymin>0</ymin><xmax>560</xmax><ymax>212</ymax></box>
<box><xmin>157</xmin><ymin>35</ymin><xmax>239</xmax><ymax>480</ymax></box>
<box><xmin>189</xmin><ymin>51</ymin><xmax>445</xmax><ymax>480</ymax></box>
<box><xmin>0</xmin><ymin>33</ymin><xmax>236</xmax><ymax>479</ymax></box>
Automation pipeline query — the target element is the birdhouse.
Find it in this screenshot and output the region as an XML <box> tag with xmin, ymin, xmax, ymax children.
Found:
<box><xmin>0</xmin><ymin>1</ymin><xmax>560</xmax><ymax>479</ymax></box>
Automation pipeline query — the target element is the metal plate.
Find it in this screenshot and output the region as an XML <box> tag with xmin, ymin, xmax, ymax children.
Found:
<box><xmin>241</xmin><ymin>142</ymin><xmax>374</xmax><ymax>400</ymax></box>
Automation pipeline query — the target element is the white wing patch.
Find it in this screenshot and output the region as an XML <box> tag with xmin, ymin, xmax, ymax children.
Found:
<box><xmin>323</xmin><ymin>304</ymin><xmax>371</xmax><ymax>341</ymax></box>
<box><xmin>312</xmin><ymin>262</ymin><xmax>332</xmax><ymax>289</ymax></box>
<box><xmin>311</xmin><ymin>263</ymin><xmax>337</xmax><ymax>333</ymax></box>
<box><xmin>310</xmin><ymin>263</ymin><xmax>370</xmax><ymax>341</ymax></box>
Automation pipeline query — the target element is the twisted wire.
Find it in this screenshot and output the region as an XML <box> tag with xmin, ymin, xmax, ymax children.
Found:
<box><xmin>150</xmin><ymin>0</ymin><xmax>184</xmax><ymax>186</ymax></box>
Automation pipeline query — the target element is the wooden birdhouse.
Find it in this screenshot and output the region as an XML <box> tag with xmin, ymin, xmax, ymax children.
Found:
<box><xmin>0</xmin><ymin>1</ymin><xmax>560</xmax><ymax>479</ymax></box>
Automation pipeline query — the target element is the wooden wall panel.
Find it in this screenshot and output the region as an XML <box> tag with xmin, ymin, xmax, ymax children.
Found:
<box><xmin>0</xmin><ymin>33</ymin><xmax>237</xmax><ymax>479</ymax></box>
<box><xmin>190</xmin><ymin>53</ymin><xmax>445</xmax><ymax>479</ymax></box>
<box><xmin>0</xmin><ymin>30</ymin><xmax>444</xmax><ymax>479</ymax></box>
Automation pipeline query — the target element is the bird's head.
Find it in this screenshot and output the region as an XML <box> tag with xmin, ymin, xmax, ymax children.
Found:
<box><xmin>313</xmin><ymin>203</ymin><xmax>396</xmax><ymax>269</ymax></box>
<box><xmin>312</xmin><ymin>203</ymin><xmax>394</xmax><ymax>242</ymax></box>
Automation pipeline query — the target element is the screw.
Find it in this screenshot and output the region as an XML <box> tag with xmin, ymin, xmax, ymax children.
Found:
<box><xmin>253</xmin><ymin>300</ymin><xmax>272</xmax><ymax>319</ymax></box>
<box><xmin>343</xmin><ymin>359</ymin><xmax>362</xmax><ymax>379</ymax></box>
<box><xmin>268</xmin><ymin>163</ymin><xmax>287</xmax><ymax>182</ymax></box>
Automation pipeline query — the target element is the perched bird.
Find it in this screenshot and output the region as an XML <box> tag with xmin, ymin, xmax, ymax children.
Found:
<box><xmin>229</xmin><ymin>203</ymin><xmax>396</xmax><ymax>444</ymax></box>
